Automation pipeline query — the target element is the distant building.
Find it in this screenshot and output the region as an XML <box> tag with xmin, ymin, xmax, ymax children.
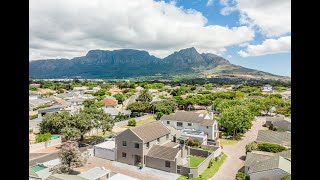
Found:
<box><xmin>101</xmin><ymin>98</ymin><xmax>118</xmax><ymax>108</ymax></box>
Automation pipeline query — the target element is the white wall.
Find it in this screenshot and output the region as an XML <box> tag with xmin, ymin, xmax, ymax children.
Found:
<box><xmin>29</xmin><ymin>137</ymin><xmax>62</xmax><ymax>152</ymax></box>
<box><xmin>162</xmin><ymin>120</ymin><xmax>216</xmax><ymax>139</ymax></box>
<box><xmin>94</xmin><ymin>146</ymin><xmax>116</xmax><ymax>160</ymax></box>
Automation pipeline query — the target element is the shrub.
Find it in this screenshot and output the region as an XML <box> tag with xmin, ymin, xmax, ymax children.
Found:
<box><xmin>245</xmin><ymin>141</ymin><xmax>258</xmax><ymax>153</ymax></box>
<box><xmin>281</xmin><ymin>175</ymin><xmax>291</xmax><ymax>180</ymax></box>
<box><xmin>236</xmin><ymin>172</ymin><xmax>249</xmax><ymax>180</ymax></box>
<box><xmin>128</xmin><ymin>119</ymin><xmax>136</xmax><ymax>126</ymax></box>
<box><xmin>36</xmin><ymin>132</ymin><xmax>52</xmax><ymax>143</ymax></box>
<box><xmin>208</xmin><ymin>159</ymin><xmax>213</xmax><ymax>168</ymax></box>
<box><xmin>257</xmin><ymin>143</ymin><xmax>287</xmax><ymax>153</ymax></box>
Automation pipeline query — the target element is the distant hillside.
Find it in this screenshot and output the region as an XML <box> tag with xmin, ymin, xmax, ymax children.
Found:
<box><xmin>29</xmin><ymin>47</ymin><xmax>289</xmax><ymax>81</ymax></box>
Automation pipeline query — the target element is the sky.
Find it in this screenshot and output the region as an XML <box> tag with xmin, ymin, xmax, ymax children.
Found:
<box><xmin>29</xmin><ymin>0</ymin><xmax>291</xmax><ymax>76</ymax></box>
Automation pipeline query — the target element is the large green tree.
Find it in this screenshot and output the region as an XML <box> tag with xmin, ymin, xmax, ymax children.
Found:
<box><xmin>39</xmin><ymin>112</ymin><xmax>72</xmax><ymax>134</ymax></box>
<box><xmin>218</xmin><ymin>105</ymin><xmax>254</xmax><ymax>139</ymax></box>
<box><xmin>137</xmin><ymin>90</ymin><xmax>152</xmax><ymax>102</ymax></box>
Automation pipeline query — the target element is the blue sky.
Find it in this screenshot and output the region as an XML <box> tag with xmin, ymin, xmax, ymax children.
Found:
<box><xmin>30</xmin><ymin>0</ymin><xmax>291</xmax><ymax>76</ymax></box>
<box><xmin>167</xmin><ymin>0</ymin><xmax>291</xmax><ymax>76</ymax></box>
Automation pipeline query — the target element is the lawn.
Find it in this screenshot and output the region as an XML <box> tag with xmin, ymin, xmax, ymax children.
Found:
<box><xmin>219</xmin><ymin>139</ymin><xmax>238</xmax><ymax>146</ymax></box>
<box><xmin>177</xmin><ymin>154</ymin><xmax>228</xmax><ymax>180</ymax></box>
<box><xmin>188</xmin><ymin>155</ymin><xmax>206</xmax><ymax>167</ymax></box>
<box><xmin>122</xmin><ymin>116</ymin><xmax>155</xmax><ymax>128</ymax></box>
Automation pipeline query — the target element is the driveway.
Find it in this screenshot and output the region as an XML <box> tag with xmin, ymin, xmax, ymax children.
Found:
<box><xmin>75</xmin><ymin>156</ymin><xmax>180</xmax><ymax>180</ymax></box>
<box><xmin>210</xmin><ymin>117</ymin><xmax>266</xmax><ymax>180</ymax></box>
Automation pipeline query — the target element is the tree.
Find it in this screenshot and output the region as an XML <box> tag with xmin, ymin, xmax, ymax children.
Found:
<box><xmin>39</xmin><ymin>112</ymin><xmax>72</xmax><ymax>134</ymax></box>
<box><xmin>128</xmin><ymin>118</ymin><xmax>136</xmax><ymax>126</ymax></box>
<box><xmin>127</xmin><ymin>102</ymin><xmax>150</xmax><ymax>112</ymax></box>
<box><xmin>93</xmin><ymin>89</ymin><xmax>106</xmax><ymax>96</ymax></box>
<box><xmin>72</xmin><ymin>112</ymin><xmax>94</xmax><ymax>141</ymax></box>
<box><xmin>262</xmin><ymin>97</ymin><xmax>282</xmax><ymax>115</ymax></box>
<box><xmin>218</xmin><ymin>105</ymin><xmax>254</xmax><ymax>139</ymax></box>
<box><xmin>83</xmin><ymin>99</ymin><xmax>95</xmax><ymax>108</ymax></box>
<box><xmin>29</xmin><ymin>85</ymin><xmax>38</xmax><ymax>91</ymax></box>
<box><xmin>113</xmin><ymin>93</ymin><xmax>125</xmax><ymax>104</ymax></box>
<box><xmin>137</xmin><ymin>90</ymin><xmax>152</xmax><ymax>102</ymax></box>
<box><xmin>281</xmin><ymin>175</ymin><xmax>291</xmax><ymax>180</ymax></box>
<box><xmin>36</xmin><ymin>133</ymin><xmax>52</xmax><ymax>143</ymax></box>
<box><xmin>61</xmin><ymin>127</ymin><xmax>81</xmax><ymax>141</ymax></box>
<box><xmin>51</xmin><ymin>141</ymin><xmax>87</xmax><ymax>174</ymax></box>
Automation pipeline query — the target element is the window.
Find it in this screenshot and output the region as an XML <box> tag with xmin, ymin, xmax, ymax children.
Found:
<box><xmin>166</xmin><ymin>134</ymin><xmax>169</xmax><ymax>140</ymax></box>
<box><xmin>157</xmin><ymin>138</ymin><xmax>160</xmax><ymax>143</ymax></box>
<box><xmin>146</xmin><ymin>142</ymin><xmax>149</xmax><ymax>148</ymax></box>
<box><xmin>134</xmin><ymin>143</ymin><xmax>139</xmax><ymax>149</ymax></box>
<box><xmin>165</xmin><ymin>161</ymin><xmax>170</xmax><ymax>168</ymax></box>
<box><xmin>122</xmin><ymin>141</ymin><xmax>127</xmax><ymax>146</ymax></box>
<box><xmin>177</xmin><ymin>122</ymin><xmax>183</xmax><ymax>127</ymax></box>
<box><xmin>167</xmin><ymin>121</ymin><xmax>170</xmax><ymax>124</ymax></box>
<box><xmin>188</xmin><ymin>123</ymin><xmax>192</xmax><ymax>126</ymax></box>
<box><xmin>122</xmin><ymin>152</ymin><xmax>126</xmax><ymax>158</ymax></box>
<box><xmin>206</xmin><ymin>126</ymin><xmax>209</xmax><ymax>129</ymax></box>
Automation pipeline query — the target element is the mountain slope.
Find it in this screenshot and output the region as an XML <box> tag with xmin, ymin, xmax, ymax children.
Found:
<box><xmin>29</xmin><ymin>47</ymin><xmax>287</xmax><ymax>80</ymax></box>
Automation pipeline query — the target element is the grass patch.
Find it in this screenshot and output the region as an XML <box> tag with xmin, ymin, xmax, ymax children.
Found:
<box><xmin>219</xmin><ymin>139</ymin><xmax>238</xmax><ymax>146</ymax></box>
<box><xmin>177</xmin><ymin>154</ymin><xmax>228</xmax><ymax>180</ymax></box>
<box><xmin>188</xmin><ymin>155</ymin><xmax>205</xmax><ymax>167</ymax></box>
<box><xmin>121</xmin><ymin>116</ymin><xmax>155</xmax><ymax>128</ymax></box>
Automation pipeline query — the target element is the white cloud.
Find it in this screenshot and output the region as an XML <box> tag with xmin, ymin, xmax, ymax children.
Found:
<box><xmin>206</xmin><ymin>0</ymin><xmax>214</xmax><ymax>6</ymax></box>
<box><xmin>238</xmin><ymin>36</ymin><xmax>291</xmax><ymax>57</ymax></box>
<box><xmin>220</xmin><ymin>0</ymin><xmax>291</xmax><ymax>37</ymax></box>
<box><xmin>29</xmin><ymin>0</ymin><xmax>255</xmax><ymax>60</ymax></box>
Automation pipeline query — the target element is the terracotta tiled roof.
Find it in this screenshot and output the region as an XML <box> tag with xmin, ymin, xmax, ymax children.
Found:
<box><xmin>101</xmin><ymin>98</ymin><xmax>118</xmax><ymax>106</ymax></box>
<box><xmin>130</xmin><ymin>121</ymin><xmax>170</xmax><ymax>142</ymax></box>
<box><xmin>37</xmin><ymin>88</ymin><xmax>55</xmax><ymax>94</ymax></box>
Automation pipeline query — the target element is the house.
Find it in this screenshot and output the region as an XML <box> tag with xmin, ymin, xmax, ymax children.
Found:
<box><xmin>281</xmin><ymin>90</ymin><xmax>291</xmax><ymax>100</ymax></box>
<box><xmin>37</xmin><ymin>88</ymin><xmax>55</xmax><ymax>94</ymax></box>
<box><xmin>101</xmin><ymin>98</ymin><xmax>118</xmax><ymax>108</ymax></box>
<box><xmin>30</xmin><ymin>83</ymin><xmax>41</xmax><ymax>87</ymax></box>
<box><xmin>109</xmin><ymin>87</ymin><xmax>122</xmax><ymax>96</ymax></box>
<box><xmin>38</xmin><ymin>105</ymin><xmax>65</xmax><ymax>117</ymax></box>
<box><xmin>94</xmin><ymin>140</ymin><xmax>116</xmax><ymax>160</ymax></box>
<box><xmin>256</xmin><ymin>130</ymin><xmax>291</xmax><ymax>148</ymax></box>
<box><xmin>78</xmin><ymin>167</ymin><xmax>111</xmax><ymax>180</ymax></box>
<box><xmin>135</xmin><ymin>86</ymin><xmax>144</xmax><ymax>92</ymax></box>
<box><xmin>108</xmin><ymin>173</ymin><xmax>140</xmax><ymax>180</ymax></box>
<box><xmin>29</xmin><ymin>99</ymin><xmax>52</xmax><ymax>111</ymax></box>
<box><xmin>29</xmin><ymin>164</ymin><xmax>52</xmax><ymax>180</ymax></box>
<box><xmin>244</xmin><ymin>151</ymin><xmax>291</xmax><ymax>180</ymax></box>
<box><xmin>115</xmin><ymin>121</ymin><xmax>172</xmax><ymax>166</ymax></box>
<box><xmin>262</xmin><ymin>84</ymin><xmax>273</xmax><ymax>94</ymax></box>
<box><xmin>68</xmin><ymin>97</ymin><xmax>86</xmax><ymax>105</ymax></box>
<box><xmin>160</xmin><ymin>111</ymin><xmax>219</xmax><ymax>140</ymax></box>
<box><xmin>266</xmin><ymin>116</ymin><xmax>291</xmax><ymax>132</ymax></box>
<box><xmin>73</xmin><ymin>86</ymin><xmax>89</xmax><ymax>91</ymax></box>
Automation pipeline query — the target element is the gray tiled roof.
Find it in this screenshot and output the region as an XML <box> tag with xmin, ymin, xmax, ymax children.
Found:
<box><xmin>277</xmin><ymin>150</ymin><xmax>291</xmax><ymax>160</ymax></box>
<box><xmin>146</xmin><ymin>145</ymin><xmax>180</xmax><ymax>161</ymax></box>
<box><xmin>131</xmin><ymin>121</ymin><xmax>170</xmax><ymax>142</ymax></box>
<box><xmin>160</xmin><ymin>112</ymin><xmax>215</xmax><ymax>126</ymax></box>
<box><xmin>245</xmin><ymin>151</ymin><xmax>291</xmax><ymax>174</ymax></box>
<box><xmin>256</xmin><ymin>130</ymin><xmax>291</xmax><ymax>147</ymax></box>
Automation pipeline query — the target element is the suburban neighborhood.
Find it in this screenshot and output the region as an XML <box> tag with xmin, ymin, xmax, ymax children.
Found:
<box><xmin>29</xmin><ymin>79</ymin><xmax>291</xmax><ymax>180</ymax></box>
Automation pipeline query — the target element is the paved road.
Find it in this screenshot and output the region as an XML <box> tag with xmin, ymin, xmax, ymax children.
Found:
<box><xmin>29</xmin><ymin>145</ymin><xmax>93</xmax><ymax>166</ymax></box>
<box><xmin>210</xmin><ymin>117</ymin><xmax>266</xmax><ymax>180</ymax></box>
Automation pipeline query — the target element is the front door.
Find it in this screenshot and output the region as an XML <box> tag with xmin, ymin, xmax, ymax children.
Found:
<box><xmin>134</xmin><ymin>155</ymin><xmax>141</xmax><ymax>165</ymax></box>
<box><xmin>173</xmin><ymin>136</ymin><xmax>176</xmax><ymax>142</ymax></box>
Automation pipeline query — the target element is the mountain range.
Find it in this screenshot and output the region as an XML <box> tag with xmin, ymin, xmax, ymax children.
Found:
<box><xmin>29</xmin><ymin>47</ymin><xmax>288</xmax><ymax>80</ymax></box>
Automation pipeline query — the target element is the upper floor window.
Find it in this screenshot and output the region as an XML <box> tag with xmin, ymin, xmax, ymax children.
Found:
<box><xmin>134</xmin><ymin>143</ymin><xmax>139</xmax><ymax>149</ymax></box>
<box><xmin>167</xmin><ymin>121</ymin><xmax>170</xmax><ymax>124</ymax></box>
<box><xmin>157</xmin><ymin>138</ymin><xmax>160</xmax><ymax>143</ymax></box>
<box><xmin>206</xmin><ymin>126</ymin><xmax>209</xmax><ymax>129</ymax></box>
<box><xmin>146</xmin><ymin>142</ymin><xmax>150</xmax><ymax>148</ymax></box>
<box><xmin>177</xmin><ymin>122</ymin><xmax>183</xmax><ymax>127</ymax></box>
<box><xmin>188</xmin><ymin>123</ymin><xmax>192</xmax><ymax>126</ymax></box>
<box><xmin>122</xmin><ymin>141</ymin><xmax>127</xmax><ymax>146</ymax></box>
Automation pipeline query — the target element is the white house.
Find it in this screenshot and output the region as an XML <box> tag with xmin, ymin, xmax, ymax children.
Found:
<box><xmin>94</xmin><ymin>140</ymin><xmax>116</xmax><ymax>161</ymax></box>
<box><xmin>262</xmin><ymin>84</ymin><xmax>273</xmax><ymax>94</ymax></box>
<box><xmin>160</xmin><ymin>111</ymin><xmax>219</xmax><ymax>140</ymax></box>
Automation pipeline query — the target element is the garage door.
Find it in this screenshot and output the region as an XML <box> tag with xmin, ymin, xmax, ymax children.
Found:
<box><xmin>94</xmin><ymin>147</ymin><xmax>116</xmax><ymax>161</ymax></box>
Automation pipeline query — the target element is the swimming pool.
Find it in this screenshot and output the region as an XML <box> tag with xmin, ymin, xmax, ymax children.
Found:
<box><xmin>51</xmin><ymin>135</ymin><xmax>60</xmax><ymax>139</ymax></box>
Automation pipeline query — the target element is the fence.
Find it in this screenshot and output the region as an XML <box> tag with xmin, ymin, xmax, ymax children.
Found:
<box><xmin>29</xmin><ymin>137</ymin><xmax>62</xmax><ymax>152</ymax></box>
<box><xmin>178</xmin><ymin>146</ymin><xmax>222</xmax><ymax>177</ymax></box>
